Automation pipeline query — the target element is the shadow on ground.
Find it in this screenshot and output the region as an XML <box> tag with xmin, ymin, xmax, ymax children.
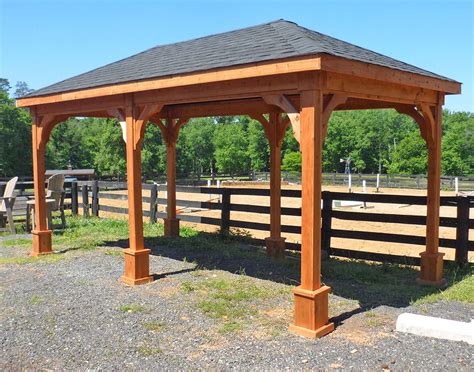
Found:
<box><xmin>100</xmin><ymin>230</ymin><xmax>472</xmax><ymax>324</ymax></box>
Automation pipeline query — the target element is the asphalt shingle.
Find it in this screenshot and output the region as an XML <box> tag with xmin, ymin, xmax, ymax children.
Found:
<box><xmin>24</xmin><ymin>20</ymin><xmax>455</xmax><ymax>98</ymax></box>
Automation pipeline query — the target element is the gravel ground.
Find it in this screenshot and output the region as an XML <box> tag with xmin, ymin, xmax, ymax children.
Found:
<box><xmin>1</xmin><ymin>240</ymin><xmax>473</xmax><ymax>370</ymax></box>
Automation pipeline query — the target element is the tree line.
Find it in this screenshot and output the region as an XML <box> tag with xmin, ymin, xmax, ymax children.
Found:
<box><xmin>1</xmin><ymin>78</ymin><xmax>473</xmax><ymax>179</ymax></box>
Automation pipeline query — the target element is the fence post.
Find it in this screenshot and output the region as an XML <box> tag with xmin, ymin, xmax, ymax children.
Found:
<box><xmin>455</xmin><ymin>196</ymin><xmax>470</xmax><ymax>266</ymax></box>
<box><xmin>91</xmin><ymin>180</ymin><xmax>99</xmax><ymax>217</ymax></box>
<box><xmin>82</xmin><ymin>184</ymin><xmax>89</xmax><ymax>217</ymax></box>
<box><xmin>220</xmin><ymin>188</ymin><xmax>231</xmax><ymax>234</ymax></box>
<box><xmin>321</xmin><ymin>191</ymin><xmax>333</xmax><ymax>256</ymax></box>
<box><xmin>150</xmin><ymin>183</ymin><xmax>158</xmax><ymax>223</ymax></box>
<box><xmin>71</xmin><ymin>181</ymin><xmax>78</xmax><ymax>216</ymax></box>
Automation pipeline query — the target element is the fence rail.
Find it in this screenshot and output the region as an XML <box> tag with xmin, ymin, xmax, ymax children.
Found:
<box><xmin>71</xmin><ymin>181</ymin><xmax>473</xmax><ymax>267</ymax></box>
<box><xmin>254</xmin><ymin>172</ymin><xmax>474</xmax><ymax>191</ymax></box>
<box><xmin>4</xmin><ymin>180</ymin><xmax>472</xmax><ymax>266</ymax></box>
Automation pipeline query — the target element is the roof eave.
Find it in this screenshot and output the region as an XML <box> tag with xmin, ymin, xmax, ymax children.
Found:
<box><xmin>16</xmin><ymin>54</ymin><xmax>461</xmax><ymax>109</ymax></box>
<box><xmin>16</xmin><ymin>55</ymin><xmax>323</xmax><ymax>108</ymax></box>
<box><xmin>319</xmin><ymin>54</ymin><xmax>461</xmax><ymax>95</ymax></box>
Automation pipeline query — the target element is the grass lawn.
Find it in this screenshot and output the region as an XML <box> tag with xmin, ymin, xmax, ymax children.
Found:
<box><xmin>1</xmin><ymin>216</ymin><xmax>472</xmax><ymax>315</ymax></box>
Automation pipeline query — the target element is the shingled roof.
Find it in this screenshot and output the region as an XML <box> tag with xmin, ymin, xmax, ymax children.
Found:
<box><xmin>25</xmin><ymin>19</ymin><xmax>455</xmax><ymax>98</ymax></box>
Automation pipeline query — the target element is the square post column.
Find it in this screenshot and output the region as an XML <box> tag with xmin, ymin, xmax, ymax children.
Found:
<box><xmin>265</xmin><ymin>113</ymin><xmax>286</xmax><ymax>257</ymax></box>
<box><xmin>164</xmin><ymin>119</ymin><xmax>180</xmax><ymax>237</ymax></box>
<box><xmin>289</xmin><ymin>88</ymin><xmax>333</xmax><ymax>338</ymax></box>
<box><xmin>120</xmin><ymin>100</ymin><xmax>153</xmax><ymax>285</ymax></box>
<box><xmin>418</xmin><ymin>102</ymin><xmax>446</xmax><ymax>286</ymax></box>
<box><xmin>30</xmin><ymin>110</ymin><xmax>52</xmax><ymax>256</ymax></box>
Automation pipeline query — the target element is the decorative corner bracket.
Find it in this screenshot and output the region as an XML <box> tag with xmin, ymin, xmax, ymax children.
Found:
<box><xmin>263</xmin><ymin>95</ymin><xmax>300</xmax><ymax>144</ymax></box>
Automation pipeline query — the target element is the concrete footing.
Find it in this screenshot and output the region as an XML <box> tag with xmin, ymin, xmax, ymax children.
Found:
<box><xmin>396</xmin><ymin>313</ymin><xmax>473</xmax><ymax>345</ymax></box>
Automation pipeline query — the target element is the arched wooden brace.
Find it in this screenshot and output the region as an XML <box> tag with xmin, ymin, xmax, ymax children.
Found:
<box><xmin>396</xmin><ymin>103</ymin><xmax>446</xmax><ymax>286</ymax></box>
<box><xmin>148</xmin><ymin>116</ymin><xmax>189</xmax><ymax>237</ymax></box>
<box><xmin>109</xmin><ymin>99</ymin><xmax>164</xmax><ymax>285</ymax></box>
<box><xmin>249</xmin><ymin>113</ymin><xmax>289</xmax><ymax>257</ymax></box>
<box><xmin>263</xmin><ymin>95</ymin><xmax>300</xmax><ymax>143</ymax></box>
<box><xmin>30</xmin><ymin>109</ymin><xmax>69</xmax><ymax>256</ymax></box>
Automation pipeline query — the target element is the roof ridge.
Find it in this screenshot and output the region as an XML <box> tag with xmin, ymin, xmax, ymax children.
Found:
<box><xmin>294</xmin><ymin>24</ymin><xmax>450</xmax><ymax>80</ymax></box>
<box><xmin>267</xmin><ymin>21</ymin><xmax>301</xmax><ymax>55</ymax></box>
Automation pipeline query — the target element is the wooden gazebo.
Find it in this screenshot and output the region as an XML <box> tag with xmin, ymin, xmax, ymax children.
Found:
<box><xmin>16</xmin><ymin>20</ymin><xmax>461</xmax><ymax>338</ymax></box>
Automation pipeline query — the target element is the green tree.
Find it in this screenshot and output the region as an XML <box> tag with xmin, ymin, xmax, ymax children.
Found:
<box><xmin>386</xmin><ymin>131</ymin><xmax>427</xmax><ymax>174</ymax></box>
<box><xmin>282</xmin><ymin>151</ymin><xmax>302</xmax><ymax>172</ymax></box>
<box><xmin>0</xmin><ymin>84</ymin><xmax>32</xmax><ymax>176</ymax></box>
<box><xmin>14</xmin><ymin>81</ymin><xmax>34</xmax><ymax>98</ymax></box>
<box><xmin>94</xmin><ymin>119</ymin><xmax>127</xmax><ymax>177</ymax></box>
<box><xmin>181</xmin><ymin>118</ymin><xmax>216</xmax><ymax>176</ymax></box>
<box><xmin>247</xmin><ymin>119</ymin><xmax>269</xmax><ymax>172</ymax></box>
<box><xmin>442</xmin><ymin>111</ymin><xmax>474</xmax><ymax>175</ymax></box>
<box><xmin>213</xmin><ymin>122</ymin><xmax>249</xmax><ymax>176</ymax></box>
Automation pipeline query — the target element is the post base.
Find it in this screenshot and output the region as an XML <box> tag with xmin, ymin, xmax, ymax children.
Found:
<box><xmin>120</xmin><ymin>248</ymin><xmax>153</xmax><ymax>286</ymax></box>
<box><xmin>30</xmin><ymin>230</ymin><xmax>53</xmax><ymax>256</ymax></box>
<box><xmin>289</xmin><ymin>285</ymin><xmax>334</xmax><ymax>339</ymax></box>
<box><xmin>164</xmin><ymin>218</ymin><xmax>180</xmax><ymax>237</ymax></box>
<box><xmin>265</xmin><ymin>237</ymin><xmax>286</xmax><ymax>258</ymax></box>
<box><xmin>418</xmin><ymin>252</ymin><xmax>446</xmax><ymax>287</ymax></box>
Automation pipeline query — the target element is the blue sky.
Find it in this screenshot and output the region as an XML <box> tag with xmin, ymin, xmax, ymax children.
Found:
<box><xmin>1</xmin><ymin>0</ymin><xmax>472</xmax><ymax>111</ymax></box>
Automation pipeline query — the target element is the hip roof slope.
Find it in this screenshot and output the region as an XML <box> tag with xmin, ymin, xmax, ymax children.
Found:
<box><xmin>24</xmin><ymin>19</ymin><xmax>456</xmax><ymax>98</ymax></box>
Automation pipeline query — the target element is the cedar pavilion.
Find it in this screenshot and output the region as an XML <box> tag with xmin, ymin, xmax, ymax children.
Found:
<box><xmin>16</xmin><ymin>20</ymin><xmax>461</xmax><ymax>338</ymax></box>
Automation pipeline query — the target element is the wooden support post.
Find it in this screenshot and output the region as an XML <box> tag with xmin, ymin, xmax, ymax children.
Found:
<box><xmin>321</xmin><ymin>191</ymin><xmax>333</xmax><ymax>255</ymax></box>
<box><xmin>30</xmin><ymin>110</ymin><xmax>52</xmax><ymax>256</ymax></box>
<box><xmin>164</xmin><ymin>119</ymin><xmax>180</xmax><ymax>237</ymax></box>
<box><xmin>120</xmin><ymin>98</ymin><xmax>153</xmax><ymax>286</ymax></box>
<box><xmin>150</xmin><ymin>183</ymin><xmax>158</xmax><ymax>224</ymax></box>
<box><xmin>418</xmin><ymin>103</ymin><xmax>446</xmax><ymax>286</ymax></box>
<box><xmin>71</xmin><ymin>181</ymin><xmax>78</xmax><ymax>216</ymax></box>
<box><xmin>82</xmin><ymin>185</ymin><xmax>89</xmax><ymax>217</ymax></box>
<box><xmin>92</xmin><ymin>180</ymin><xmax>99</xmax><ymax>217</ymax></box>
<box><xmin>265</xmin><ymin>113</ymin><xmax>286</xmax><ymax>258</ymax></box>
<box><xmin>289</xmin><ymin>87</ymin><xmax>333</xmax><ymax>339</ymax></box>
<box><xmin>220</xmin><ymin>188</ymin><xmax>231</xmax><ymax>234</ymax></box>
<box><xmin>455</xmin><ymin>196</ymin><xmax>470</xmax><ymax>267</ymax></box>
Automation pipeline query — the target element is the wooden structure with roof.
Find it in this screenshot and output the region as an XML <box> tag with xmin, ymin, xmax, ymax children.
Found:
<box><xmin>16</xmin><ymin>20</ymin><xmax>461</xmax><ymax>338</ymax></box>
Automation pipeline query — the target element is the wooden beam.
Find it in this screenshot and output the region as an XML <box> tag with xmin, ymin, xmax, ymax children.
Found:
<box><xmin>320</xmin><ymin>54</ymin><xmax>461</xmax><ymax>94</ymax></box>
<box><xmin>37</xmin><ymin>94</ymin><xmax>126</xmax><ymax>116</ymax></box>
<box><xmin>267</xmin><ymin>113</ymin><xmax>286</xmax><ymax>257</ymax></box>
<box><xmin>120</xmin><ymin>96</ymin><xmax>153</xmax><ymax>285</ymax></box>
<box><xmin>163</xmin><ymin>97</ymin><xmax>284</xmax><ymax>118</ymax></box>
<box><xmin>326</xmin><ymin>72</ymin><xmax>439</xmax><ymax>105</ymax></box>
<box><xmin>30</xmin><ymin>107</ymin><xmax>52</xmax><ymax>256</ymax></box>
<box><xmin>418</xmin><ymin>100</ymin><xmax>446</xmax><ymax>286</ymax></box>
<box><xmin>290</xmin><ymin>87</ymin><xmax>333</xmax><ymax>339</ymax></box>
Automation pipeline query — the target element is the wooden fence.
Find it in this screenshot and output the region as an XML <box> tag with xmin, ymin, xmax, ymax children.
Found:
<box><xmin>72</xmin><ymin>181</ymin><xmax>473</xmax><ymax>267</ymax></box>
<box><xmin>254</xmin><ymin>172</ymin><xmax>474</xmax><ymax>191</ymax></box>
